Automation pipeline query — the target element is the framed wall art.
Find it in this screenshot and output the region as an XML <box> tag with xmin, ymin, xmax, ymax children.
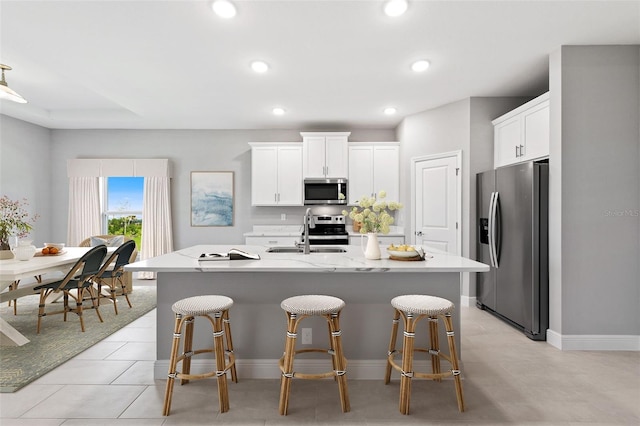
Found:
<box><xmin>190</xmin><ymin>171</ymin><xmax>234</xmax><ymax>226</ymax></box>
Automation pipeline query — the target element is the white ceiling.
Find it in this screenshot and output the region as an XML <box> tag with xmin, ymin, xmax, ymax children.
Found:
<box><xmin>1</xmin><ymin>0</ymin><xmax>638</xmax><ymax>130</ymax></box>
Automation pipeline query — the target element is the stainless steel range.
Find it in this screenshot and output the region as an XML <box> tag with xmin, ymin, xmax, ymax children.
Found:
<box><xmin>302</xmin><ymin>214</ymin><xmax>349</xmax><ymax>245</ymax></box>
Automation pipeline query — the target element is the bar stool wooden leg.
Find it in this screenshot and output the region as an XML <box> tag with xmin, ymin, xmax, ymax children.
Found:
<box><xmin>222</xmin><ymin>310</ymin><xmax>238</xmax><ymax>383</ymax></box>
<box><xmin>385</xmin><ymin>308</ymin><xmax>401</xmax><ymax>384</ymax></box>
<box><xmin>429</xmin><ymin>316</ymin><xmax>442</xmax><ymax>382</ymax></box>
<box><xmin>180</xmin><ymin>317</ymin><xmax>194</xmax><ymax>385</ymax></box>
<box><xmin>279</xmin><ymin>312</ymin><xmax>299</xmax><ymax>415</ymax></box>
<box><xmin>163</xmin><ymin>313</ymin><xmax>184</xmax><ymax>416</ymax></box>
<box><xmin>326</xmin><ymin>317</ymin><xmax>338</xmax><ymax>382</ymax></box>
<box><xmin>213</xmin><ymin>311</ymin><xmax>230</xmax><ymax>413</ymax></box>
<box><xmin>443</xmin><ymin>313</ymin><xmax>465</xmax><ymax>412</ymax></box>
<box><xmin>399</xmin><ymin>312</ymin><xmax>418</xmax><ymax>415</ymax></box>
<box><xmin>328</xmin><ymin>311</ymin><xmax>350</xmax><ymax>413</ymax></box>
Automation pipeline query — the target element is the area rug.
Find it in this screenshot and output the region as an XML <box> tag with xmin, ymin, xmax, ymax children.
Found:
<box><xmin>0</xmin><ymin>285</ymin><xmax>156</xmax><ymax>392</ymax></box>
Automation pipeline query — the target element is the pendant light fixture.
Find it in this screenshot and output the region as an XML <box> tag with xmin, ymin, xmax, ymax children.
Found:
<box><xmin>0</xmin><ymin>64</ymin><xmax>27</xmax><ymax>103</ymax></box>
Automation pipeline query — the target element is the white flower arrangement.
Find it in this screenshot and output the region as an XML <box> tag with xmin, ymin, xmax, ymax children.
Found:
<box><xmin>342</xmin><ymin>190</ymin><xmax>403</xmax><ymax>234</ymax></box>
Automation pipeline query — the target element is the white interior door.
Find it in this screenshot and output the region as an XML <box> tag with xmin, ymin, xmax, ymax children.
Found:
<box><xmin>413</xmin><ymin>152</ymin><xmax>461</xmax><ymax>254</ymax></box>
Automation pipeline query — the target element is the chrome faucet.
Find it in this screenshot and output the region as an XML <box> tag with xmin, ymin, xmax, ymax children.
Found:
<box><xmin>302</xmin><ymin>207</ymin><xmax>315</xmax><ymax>254</ymax></box>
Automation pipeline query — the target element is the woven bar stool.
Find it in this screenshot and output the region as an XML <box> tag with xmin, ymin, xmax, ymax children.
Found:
<box><xmin>278</xmin><ymin>294</ymin><xmax>350</xmax><ymax>415</ymax></box>
<box><xmin>163</xmin><ymin>295</ymin><xmax>237</xmax><ymax>416</ymax></box>
<box><xmin>384</xmin><ymin>294</ymin><xmax>464</xmax><ymax>415</ymax></box>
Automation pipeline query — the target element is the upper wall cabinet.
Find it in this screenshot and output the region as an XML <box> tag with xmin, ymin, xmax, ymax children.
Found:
<box><xmin>493</xmin><ymin>92</ymin><xmax>550</xmax><ymax>168</ymax></box>
<box><xmin>348</xmin><ymin>143</ymin><xmax>400</xmax><ymax>204</ymax></box>
<box><xmin>250</xmin><ymin>143</ymin><xmax>303</xmax><ymax>206</ymax></box>
<box><xmin>301</xmin><ymin>132</ymin><xmax>350</xmax><ymax>178</ymax></box>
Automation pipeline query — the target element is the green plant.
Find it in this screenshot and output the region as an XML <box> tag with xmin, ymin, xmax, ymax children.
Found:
<box><xmin>0</xmin><ymin>196</ymin><xmax>39</xmax><ymax>250</ymax></box>
<box><xmin>342</xmin><ymin>190</ymin><xmax>403</xmax><ymax>234</ymax></box>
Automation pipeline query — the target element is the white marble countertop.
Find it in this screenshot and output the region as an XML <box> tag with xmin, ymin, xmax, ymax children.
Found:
<box><xmin>126</xmin><ymin>244</ymin><xmax>489</xmax><ymax>273</ymax></box>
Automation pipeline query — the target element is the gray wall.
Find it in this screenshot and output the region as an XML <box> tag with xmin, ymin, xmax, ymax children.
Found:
<box><xmin>396</xmin><ymin>96</ymin><xmax>531</xmax><ymax>298</ymax></box>
<box><xmin>549</xmin><ymin>45</ymin><xmax>640</xmax><ymax>337</ymax></box>
<box><xmin>9</xmin><ymin>127</ymin><xmax>392</xmax><ymax>248</ymax></box>
<box><xmin>0</xmin><ymin>115</ymin><xmax>52</xmax><ymax>246</ymax></box>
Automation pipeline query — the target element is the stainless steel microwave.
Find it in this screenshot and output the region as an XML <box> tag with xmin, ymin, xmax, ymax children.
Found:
<box><xmin>303</xmin><ymin>178</ymin><xmax>348</xmax><ymax>205</ymax></box>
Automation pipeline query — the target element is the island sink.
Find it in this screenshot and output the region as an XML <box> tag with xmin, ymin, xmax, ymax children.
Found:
<box><xmin>266</xmin><ymin>247</ymin><xmax>347</xmax><ymax>253</ymax></box>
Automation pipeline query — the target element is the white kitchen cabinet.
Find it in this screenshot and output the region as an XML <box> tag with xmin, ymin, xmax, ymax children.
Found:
<box><xmin>250</xmin><ymin>143</ymin><xmax>303</xmax><ymax>206</ymax></box>
<box><xmin>348</xmin><ymin>143</ymin><xmax>399</xmax><ymax>203</ymax></box>
<box><xmin>493</xmin><ymin>92</ymin><xmax>550</xmax><ymax>168</ymax></box>
<box><xmin>349</xmin><ymin>234</ymin><xmax>404</xmax><ymax>246</ymax></box>
<box><xmin>301</xmin><ymin>132</ymin><xmax>350</xmax><ymax>178</ymax></box>
<box><xmin>245</xmin><ymin>236</ymin><xmax>299</xmax><ymax>246</ymax></box>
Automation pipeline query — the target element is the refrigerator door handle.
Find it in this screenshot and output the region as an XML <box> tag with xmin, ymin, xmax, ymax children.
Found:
<box><xmin>488</xmin><ymin>192</ymin><xmax>497</xmax><ymax>268</ymax></box>
<box><xmin>488</xmin><ymin>191</ymin><xmax>499</xmax><ymax>268</ymax></box>
<box><xmin>493</xmin><ymin>192</ymin><xmax>500</xmax><ymax>268</ymax></box>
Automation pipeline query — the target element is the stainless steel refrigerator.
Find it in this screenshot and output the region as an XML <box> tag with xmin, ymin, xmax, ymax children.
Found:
<box><xmin>476</xmin><ymin>161</ymin><xmax>549</xmax><ymax>340</ymax></box>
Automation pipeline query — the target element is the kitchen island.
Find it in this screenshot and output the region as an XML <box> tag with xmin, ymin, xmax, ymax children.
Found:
<box><xmin>126</xmin><ymin>244</ymin><xmax>488</xmax><ymax>379</ymax></box>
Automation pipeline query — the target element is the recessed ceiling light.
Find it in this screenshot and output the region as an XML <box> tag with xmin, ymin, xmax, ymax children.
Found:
<box><xmin>384</xmin><ymin>0</ymin><xmax>408</xmax><ymax>17</ymax></box>
<box><xmin>272</xmin><ymin>107</ymin><xmax>285</xmax><ymax>115</ymax></box>
<box><xmin>251</xmin><ymin>61</ymin><xmax>269</xmax><ymax>73</ymax></box>
<box><xmin>211</xmin><ymin>0</ymin><xmax>237</xmax><ymax>19</ymax></box>
<box><xmin>411</xmin><ymin>60</ymin><xmax>430</xmax><ymax>72</ymax></box>
<box><xmin>384</xmin><ymin>107</ymin><xmax>397</xmax><ymax>115</ymax></box>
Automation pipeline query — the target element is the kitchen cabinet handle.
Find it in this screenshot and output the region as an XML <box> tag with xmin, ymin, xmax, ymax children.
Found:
<box><xmin>519</xmin><ymin>144</ymin><xmax>524</xmax><ymax>157</ymax></box>
<box><xmin>274</xmin><ymin>193</ymin><xmax>277</xmax><ymax>202</ymax></box>
<box><xmin>515</xmin><ymin>145</ymin><xmax>520</xmax><ymax>157</ymax></box>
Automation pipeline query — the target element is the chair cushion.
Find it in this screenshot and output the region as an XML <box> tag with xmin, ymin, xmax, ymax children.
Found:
<box><xmin>281</xmin><ymin>295</ymin><xmax>345</xmax><ymax>315</ymax></box>
<box><xmin>90</xmin><ymin>235</ymin><xmax>124</xmax><ymax>247</ymax></box>
<box><xmin>391</xmin><ymin>295</ymin><xmax>454</xmax><ymax>316</ymax></box>
<box><xmin>172</xmin><ymin>295</ymin><xmax>234</xmax><ymax>316</ymax></box>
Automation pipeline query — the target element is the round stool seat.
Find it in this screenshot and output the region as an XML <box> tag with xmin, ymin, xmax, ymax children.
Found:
<box><xmin>281</xmin><ymin>295</ymin><xmax>345</xmax><ymax>315</ymax></box>
<box><xmin>172</xmin><ymin>295</ymin><xmax>234</xmax><ymax>316</ymax></box>
<box><xmin>391</xmin><ymin>295</ymin><xmax>454</xmax><ymax>316</ymax></box>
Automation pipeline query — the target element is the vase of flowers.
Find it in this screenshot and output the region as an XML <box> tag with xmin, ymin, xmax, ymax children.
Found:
<box><xmin>0</xmin><ymin>196</ymin><xmax>39</xmax><ymax>260</ymax></box>
<box><xmin>342</xmin><ymin>190</ymin><xmax>403</xmax><ymax>260</ymax></box>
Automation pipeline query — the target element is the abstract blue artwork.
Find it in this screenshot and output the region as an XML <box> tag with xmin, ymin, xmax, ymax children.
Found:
<box><xmin>191</xmin><ymin>171</ymin><xmax>234</xmax><ymax>226</ymax></box>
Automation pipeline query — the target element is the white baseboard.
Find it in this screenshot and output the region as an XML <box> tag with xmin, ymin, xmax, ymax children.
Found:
<box><xmin>546</xmin><ymin>329</ymin><xmax>640</xmax><ymax>350</ymax></box>
<box><xmin>154</xmin><ymin>359</ymin><xmax>437</xmax><ymax>381</ymax></box>
<box><xmin>460</xmin><ymin>295</ymin><xmax>475</xmax><ymax>307</ymax></box>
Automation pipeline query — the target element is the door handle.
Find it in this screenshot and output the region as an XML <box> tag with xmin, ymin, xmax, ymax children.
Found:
<box><xmin>415</xmin><ymin>231</ymin><xmax>423</xmax><ymax>237</ymax></box>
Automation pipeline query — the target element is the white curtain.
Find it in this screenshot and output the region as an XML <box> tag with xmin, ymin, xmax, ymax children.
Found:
<box><xmin>139</xmin><ymin>176</ymin><xmax>173</xmax><ymax>279</ymax></box>
<box><xmin>67</xmin><ymin>177</ymin><xmax>101</xmax><ymax>246</ymax></box>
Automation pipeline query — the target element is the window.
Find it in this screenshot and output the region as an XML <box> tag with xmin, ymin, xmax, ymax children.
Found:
<box><xmin>102</xmin><ymin>177</ymin><xmax>143</xmax><ymax>249</ymax></box>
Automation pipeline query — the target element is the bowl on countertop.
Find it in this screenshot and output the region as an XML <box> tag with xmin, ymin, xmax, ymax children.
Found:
<box><xmin>44</xmin><ymin>243</ymin><xmax>65</xmax><ymax>251</ymax></box>
<box><xmin>387</xmin><ymin>249</ymin><xmax>420</xmax><ymax>258</ymax></box>
<box><xmin>387</xmin><ymin>245</ymin><xmax>426</xmax><ymax>259</ymax></box>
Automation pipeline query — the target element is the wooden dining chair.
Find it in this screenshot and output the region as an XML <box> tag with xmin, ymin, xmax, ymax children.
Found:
<box><xmin>93</xmin><ymin>240</ymin><xmax>136</xmax><ymax>314</ymax></box>
<box><xmin>33</xmin><ymin>245</ymin><xmax>108</xmax><ymax>333</ymax></box>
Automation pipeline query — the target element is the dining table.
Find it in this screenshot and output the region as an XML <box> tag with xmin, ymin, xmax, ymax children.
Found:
<box><xmin>0</xmin><ymin>246</ymin><xmax>94</xmax><ymax>346</ymax></box>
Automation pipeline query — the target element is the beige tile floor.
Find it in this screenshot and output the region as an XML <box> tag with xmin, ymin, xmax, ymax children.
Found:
<box><xmin>1</xmin><ymin>280</ymin><xmax>638</xmax><ymax>425</ymax></box>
